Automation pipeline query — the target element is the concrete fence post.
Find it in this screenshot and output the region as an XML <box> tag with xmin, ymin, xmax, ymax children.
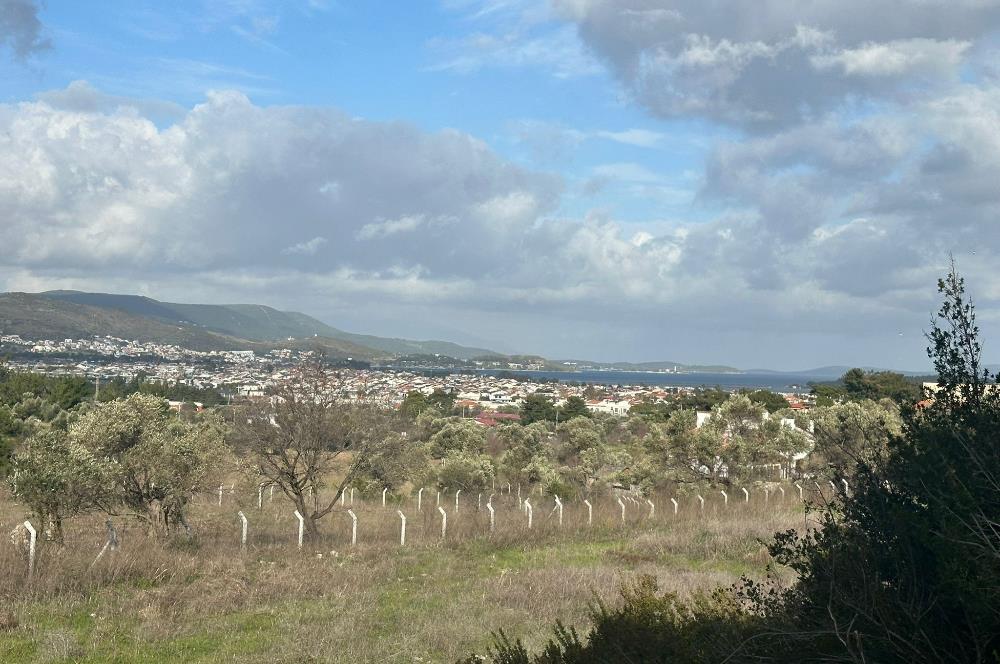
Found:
<box><xmin>258</xmin><ymin>483</ymin><xmax>265</xmax><ymax>510</ymax></box>
<box><xmin>670</xmin><ymin>497</ymin><xmax>678</xmax><ymax>515</ymax></box>
<box><xmin>555</xmin><ymin>496</ymin><xmax>563</xmax><ymax>526</ymax></box>
<box><xmin>382</xmin><ymin>487</ymin><xmax>388</xmax><ymax>507</ymax></box>
<box><xmin>293</xmin><ymin>510</ymin><xmax>304</xmax><ymax>549</ymax></box>
<box><xmin>438</xmin><ymin>506</ymin><xmax>447</xmax><ymax>540</ymax></box>
<box><xmin>397</xmin><ymin>510</ymin><xmax>406</xmax><ymax>546</ymax></box>
<box><xmin>841</xmin><ymin>478</ymin><xmax>850</xmax><ymax>495</ymax></box>
<box><xmin>584</xmin><ymin>499</ymin><xmax>592</xmax><ymax>526</ymax></box>
<box><xmin>647</xmin><ymin>498</ymin><xmax>655</xmax><ymax>518</ymax></box>
<box><xmin>418</xmin><ymin>487</ymin><xmax>424</xmax><ymax>512</ymax></box>
<box><xmin>238</xmin><ymin>511</ymin><xmax>248</xmax><ymax>551</ymax></box>
<box><xmin>524</xmin><ymin>499</ymin><xmax>533</xmax><ymax>529</ymax></box>
<box><xmin>795</xmin><ymin>482</ymin><xmax>803</xmax><ymax>500</ymax></box>
<box><xmin>742</xmin><ymin>487</ymin><xmax>749</xmax><ymax>503</ymax></box>
<box><xmin>23</xmin><ymin>520</ymin><xmax>36</xmax><ymax>581</ymax></box>
<box><xmin>347</xmin><ymin>509</ymin><xmax>357</xmax><ymax>546</ymax></box>
<box><xmin>697</xmin><ymin>494</ymin><xmax>705</xmax><ymax>511</ymax></box>
<box><xmin>617</xmin><ymin>497</ymin><xmax>626</xmax><ymax>524</ymax></box>
<box><xmin>487</xmin><ymin>502</ymin><xmax>495</xmax><ymax>532</ymax></box>
<box><xmin>720</xmin><ymin>490</ymin><xmax>728</xmax><ymax>506</ymax></box>
<box><xmin>218</xmin><ymin>484</ymin><xmax>224</xmax><ymax>507</ymax></box>
<box><xmin>455</xmin><ymin>489</ymin><xmax>461</xmax><ymax>512</ymax></box>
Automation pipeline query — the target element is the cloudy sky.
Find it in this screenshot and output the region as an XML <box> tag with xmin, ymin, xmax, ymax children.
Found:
<box><xmin>2</xmin><ymin>0</ymin><xmax>1000</xmax><ymax>370</ymax></box>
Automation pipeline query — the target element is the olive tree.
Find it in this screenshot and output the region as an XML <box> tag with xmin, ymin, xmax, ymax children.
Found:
<box><xmin>71</xmin><ymin>393</ymin><xmax>228</xmax><ymax>535</ymax></box>
<box><xmin>8</xmin><ymin>429</ymin><xmax>110</xmax><ymax>542</ymax></box>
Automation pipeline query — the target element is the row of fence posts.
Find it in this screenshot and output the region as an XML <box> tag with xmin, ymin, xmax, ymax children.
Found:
<box><xmin>12</xmin><ymin>479</ymin><xmax>851</xmax><ymax>579</ymax></box>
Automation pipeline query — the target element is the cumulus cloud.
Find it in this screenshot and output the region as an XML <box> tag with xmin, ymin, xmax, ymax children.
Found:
<box><xmin>0</xmin><ymin>0</ymin><xmax>49</xmax><ymax>59</ymax></box>
<box><xmin>5</xmin><ymin>75</ymin><xmax>1000</xmax><ymax>368</ymax></box>
<box><xmin>554</xmin><ymin>0</ymin><xmax>1000</xmax><ymax>129</ymax></box>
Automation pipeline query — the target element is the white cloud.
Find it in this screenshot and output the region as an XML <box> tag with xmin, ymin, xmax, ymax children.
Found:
<box><xmin>282</xmin><ymin>237</ymin><xmax>328</xmax><ymax>255</ymax></box>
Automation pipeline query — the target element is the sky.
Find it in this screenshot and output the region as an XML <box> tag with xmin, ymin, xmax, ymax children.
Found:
<box><xmin>2</xmin><ymin>0</ymin><xmax>1000</xmax><ymax>370</ymax></box>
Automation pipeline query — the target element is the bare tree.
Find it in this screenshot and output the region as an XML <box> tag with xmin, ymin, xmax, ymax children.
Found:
<box><xmin>232</xmin><ymin>363</ymin><xmax>403</xmax><ymax>540</ymax></box>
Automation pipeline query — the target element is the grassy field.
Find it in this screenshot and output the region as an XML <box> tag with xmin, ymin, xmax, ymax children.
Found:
<box><xmin>1</xmin><ymin>488</ymin><xmax>811</xmax><ymax>663</ymax></box>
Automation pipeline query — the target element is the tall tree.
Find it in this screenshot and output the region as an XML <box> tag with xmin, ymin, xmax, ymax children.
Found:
<box><xmin>233</xmin><ymin>363</ymin><xmax>403</xmax><ymax>540</ymax></box>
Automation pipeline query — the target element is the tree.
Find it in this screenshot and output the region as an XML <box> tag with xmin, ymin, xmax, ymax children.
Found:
<box><xmin>428</xmin><ymin>418</ymin><xmax>486</xmax><ymax>458</ymax></box>
<box><xmin>233</xmin><ymin>364</ymin><xmax>403</xmax><ymax>540</ymax></box>
<box><xmin>435</xmin><ymin>450</ymin><xmax>495</xmax><ymax>491</ymax></box>
<box><xmin>520</xmin><ymin>394</ymin><xmax>555</xmax><ymax>424</ymax></box>
<box><xmin>765</xmin><ymin>263</ymin><xmax>1000</xmax><ymax>661</ymax></box>
<box><xmin>742</xmin><ymin>388</ymin><xmax>788</xmax><ymax>413</ymax></box>
<box><xmin>400</xmin><ymin>391</ymin><xmax>428</xmax><ymax>419</ymax></box>
<box><xmin>71</xmin><ymin>393</ymin><xmax>228</xmax><ymax>536</ymax></box>
<box><xmin>558</xmin><ymin>396</ymin><xmax>590</xmax><ymax>421</ymax></box>
<box><xmin>803</xmin><ymin>399</ymin><xmax>902</xmax><ymax>478</ymax></box>
<box><xmin>8</xmin><ymin>429</ymin><xmax>110</xmax><ymax>542</ymax></box>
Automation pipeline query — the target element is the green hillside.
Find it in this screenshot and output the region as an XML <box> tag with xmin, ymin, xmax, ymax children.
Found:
<box><xmin>0</xmin><ymin>293</ymin><xmax>248</xmax><ymax>352</ymax></box>
<box><xmin>39</xmin><ymin>291</ymin><xmax>498</xmax><ymax>360</ymax></box>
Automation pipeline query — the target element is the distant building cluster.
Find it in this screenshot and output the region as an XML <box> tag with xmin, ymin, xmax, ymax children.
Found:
<box><xmin>1</xmin><ymin>333</ymin><xmax>813</xmax><ymax>417</ymax></box>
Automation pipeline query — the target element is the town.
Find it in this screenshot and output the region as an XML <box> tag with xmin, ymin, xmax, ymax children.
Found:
<box><xmin>0</xmin><ymin>333</ymin><xmax>811</xmax><ymax>418</ymax></box>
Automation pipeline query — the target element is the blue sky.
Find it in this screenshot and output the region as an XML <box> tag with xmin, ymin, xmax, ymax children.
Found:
<box><xmin>2</xmin><ymin>1</ymin><xmax>1000</xmax><ymax>369</ymax></box>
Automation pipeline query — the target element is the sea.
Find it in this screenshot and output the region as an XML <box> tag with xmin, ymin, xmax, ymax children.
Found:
<box><xmin>416</xmin><ymin>368</ymin><xmax>832</xmax><ymax>392</ymax></box>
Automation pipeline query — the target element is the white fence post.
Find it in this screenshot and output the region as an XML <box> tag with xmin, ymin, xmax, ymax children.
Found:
<box><xmin>646</xmin><ymin>499</ymin><xmax>655</xmax><ymax>518</ymax></box>
<box><xmin>455</xmin><ymin>489</ymin><xmax>461</xmax><ymax>512</ymax></box>
<box><xmin>397</xmin><ymin>510</ymin><xmax>406</xmax><ymax>546</ymax></box>
<box><xmin>524</xmin><ymin>499</ymin><xmax>533</xmax><ymax>529</ymax></box>
<box><xmin>347</xmin><ymin>509</ymin><xmax>358</xmax><ymax>546</ymax></box>
<box><xmin>478</xmin><ymin>493</ymin><xmax>482</xmax><ymax>511</ymax></box>
<box><xmin>293</xmin><ymin>510</ymin><xmax>304</xmax><ymax>549</ymax></box>
<box><xmin>438</xmin><ymin>506</ymin><xmax>447</xmax><ymax>540</ymax></box>
<box><xmin>238</xmin><ymin>511</ymin><xmax>248</xmax><ymax>551</ymax></box>
<box><xmin>23</xmin><ymin>520</ymin><xmax>36</xmax><ymax>581</ymax></box>
<box><xmin>555</xmin><ymin>496</ymin><xmax>563</xmax><ymax>526</ymax></box>
<box><xmin>417</xmin><ymin>487</ymin><xmax>424</xmax><ymax>512</ymax></box>
<box><xmin>269</xmin><ymin>485</ymin><xmax>274</xmax><ymax>502</ymax></box>
<box><xmin>829</xmin><ymin>480</ymin><xmax>837</xmax><ymax>493</ymax></box>
<box><xmin>841</xmin><ymin>478</ymin><xmax>849</xmax><ymax>495</ymax></box>
<box><xmin>720</xmin><ymin>490</ymin><xmax>728</xmax><ymax>506</ymax></box>
<box><xmin>487</xmin><ymin>502</ymin><xmax>495</xmax><ymax>532</ymax></box>
<box><xmin>218</xmin><ymin>484</ymin><xmax>224</xmax><ymax>506</ymax></box>
<box><xmin>617</xmin><ymin>497</ymin><xmax>626</xmax><ymax>524</ymax></box>
<box><xmin>517</xmin><ymin>483</ymin><xmax>521</xmax><ymax>502</ymax></box>
<box><xmin>350</xmin><ymin>487</ymin><xmax>355</xmax><ymax>505</ymax></box>
<box><xmin>795</xmin><ymin>482</ymin><xmax>803</xmax><ymax>500</ymax></box>
<box><xmin>670</xmin><ymin>497</ymin><xmax>678</xmax><ymax>515</ymax></box>
<box><xmin>697</xmin><ymin>494</ymin><xmax>705</xmax><ymax>511</ymax></box>
<box><xmin>436</xmin><ymin>491</ymin><xmax>441</xmax><ymax>507</ymax></box>
<box><xmin>258</xmin><ymin>483</ymin><xmax>265</xmax><ymax>509</ymax></box>
<box><xmin>584</xmin><ymin>499</ymin><xmax>592</xmax><ymax>526</ymax></box>
<box><xmin>742</xmin><ymin>487</ymin><xmax>750</xmax><ymax>503</ymax></box>
<box><xmin>382</xmin><ymin>487</ymin><xmax>388</xmax><ymax>507</ymax></box>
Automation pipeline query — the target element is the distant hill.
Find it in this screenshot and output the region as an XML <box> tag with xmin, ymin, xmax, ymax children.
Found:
<box><xmin>0</xmin><ymin>293</ymin><xmax>251</xmax><ymax>352</ymax></box>
<box><xmin>18</xmin><ymin>290</ymin><xmax>499</xmax><ymax>360</ymax></box>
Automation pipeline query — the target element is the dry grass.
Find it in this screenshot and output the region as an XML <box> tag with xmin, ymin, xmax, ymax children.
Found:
<box><xmin>0</xmin><ymin>487</ymin><xmax>810</xmax><ymax>663</ymax></box>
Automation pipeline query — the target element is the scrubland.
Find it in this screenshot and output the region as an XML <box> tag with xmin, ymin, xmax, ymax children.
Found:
<box><xmin>1</xmin><ymin>488</ymin><xmax>809</xmax><ymax>663</ymax></box>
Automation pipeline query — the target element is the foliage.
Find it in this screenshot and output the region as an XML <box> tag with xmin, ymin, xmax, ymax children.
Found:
<box><xmin>463</xmin><ymin>576</ymin><xmax>760</xmax><ymax>664</ymax></box>
<box><xmin>7</xmin><ymin>429</ymin><xmax>110</xmax><ymax>542</ymax></box>
<box><xmin>557</xmin><ymin>396</ymin><xmax>590</xmax><ymax>420</ymax></box>
<box><xmin>232</xmin><ymin>363</ymin><xmax>406</xmax><ymax>539</ymax></box>
<box><xmin>520</xmin><ymin>393</ymin><xmax>556</xmax><ymax>424</ymax></box>
<box><xmin>429</xmin><ymin>418</ymin><xmax>487</xmax><ymax>458</ymax></box>
<box><xmin>71</xmin><ymin>393</ymin><xmax>228</xmax><ymax>535</ymax></box>
<box><xmin>435</xmin><ymin>450</ymin><xmax>495</xmax><ymax>491</ymax></box>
